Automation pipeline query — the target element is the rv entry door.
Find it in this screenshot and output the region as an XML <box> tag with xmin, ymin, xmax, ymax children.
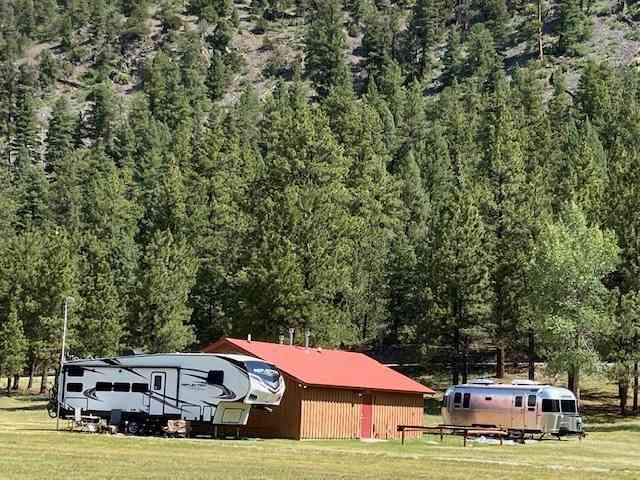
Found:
<box><xmin>511</xmin><ymin>394</ymin><xmax>525</xmax><ymax>429</ymax></box>
<box><xmin>149</xmin><ymin>372</ymin><xmax>167</xmax><ymax>416</ymax></box>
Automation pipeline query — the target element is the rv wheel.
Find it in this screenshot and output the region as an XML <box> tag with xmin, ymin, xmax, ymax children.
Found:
<box><xmin>126</xmin><ymin>421</ymin><xmax>142</xmax><ymax>435</ymax></box>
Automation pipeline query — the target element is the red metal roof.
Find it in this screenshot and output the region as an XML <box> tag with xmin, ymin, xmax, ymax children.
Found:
<box><xmin>203</xmin><ymin>337</ymin><xmax>434</xmax><ymax>395</ymax></box>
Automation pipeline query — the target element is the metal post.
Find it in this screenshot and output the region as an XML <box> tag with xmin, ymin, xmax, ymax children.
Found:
<box><xmin>56</xmin><ymin>297</ymin><xmax>73</xmax><ymax>431</ymax></box>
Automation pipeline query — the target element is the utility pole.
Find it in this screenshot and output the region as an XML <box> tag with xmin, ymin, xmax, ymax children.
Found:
<box><xmin>56</xmin><ymin>297</ymin><xmax>74</xmax><ymax>431</ymax></box>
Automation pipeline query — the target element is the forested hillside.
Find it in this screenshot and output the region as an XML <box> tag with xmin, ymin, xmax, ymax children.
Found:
<box><xmin>1</xmin><ymin>0</ymin><xmax>639</xmax><ymax>403</ymax></box>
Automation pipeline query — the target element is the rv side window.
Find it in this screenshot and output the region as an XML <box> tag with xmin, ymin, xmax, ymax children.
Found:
<box><xmin>113</xmin><ymin>382</ymin><xmax>130</xmax><ymax>392</ymax></box>
<box><xmin>514</xmin><ymin>396</ymin><xmax>523</xmax><ymax>407</ymax></box>
<box><xmin>527</xmin><ymin>395</ymin><xmax>537</xmax><ymax>408</ymax></box>
<box><xmin>96</xmin><ymin>382</ymin><xmax>112</xmax><ymax>392</ymax></box>
<box><xmin>462</xmin><ymin>393</ymin><xmax>471</xmax><ymax>408</ymax></box>
<box><xmin>561</xmin><ymin>400</ymin><xmax>577</xmax><ymax>413</ymax></box>
<box><xmin>453</xmin><ymin>392</ymin><xmax>462</xmax><ymax>408</ymax></box>
<box><xmin>207</xmin><ymin>370</ymin><xmax>224</xmax><ymax>385</ymax></box>
<box><xmin>153</xmin><ymin>375</ymin><xmax>163</xmax><ymax>391</ymax></box>
<box><xmin>542</xmin><ymin>399</ymin><xmax>560</xmax><ymax>412</ymax></box>
<box><xmin>132</xmin><ymin>383</ymin><xmax>148</xmax><ymax>393</ymax></box>
<box><xmin>66</xmin><ymin>383</ymin><xmax>83</xmax><ymax>392</ymax></box>
<box><xmin>66</xmin><ymin>366</ymin><xmax>84</xmax><ymax>377</ymax></box>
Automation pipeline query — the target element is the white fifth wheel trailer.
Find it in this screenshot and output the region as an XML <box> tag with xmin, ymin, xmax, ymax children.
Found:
<box><xmin>51</xmin><ymin>352</ymin><xmax>285</xmax><ymax>434</ymax></box>
<box><xmin>441</xmin><ymin>380</ymin><xmax>583</xmax><ymax>437</ymax></box>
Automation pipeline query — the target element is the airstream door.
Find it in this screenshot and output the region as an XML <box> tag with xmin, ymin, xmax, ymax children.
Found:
<box><xmin>511</xmin><ymin>394</ymin><xmax>525</xmax><ymax>429</ymax></box>
<box><xmin>525</xmin><ymin>394</ymin><xmax>538</xmax><ymax>430</ymax></box>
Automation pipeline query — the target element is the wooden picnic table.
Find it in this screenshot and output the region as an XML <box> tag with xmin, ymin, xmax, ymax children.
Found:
<box><xmin>397</xmin><ymin>424</ymin><xmax>508</xmax><ymax>447</ymax></box>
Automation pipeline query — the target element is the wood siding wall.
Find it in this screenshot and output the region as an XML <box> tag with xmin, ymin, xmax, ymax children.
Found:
<box><xmin>238</xmin><ymin>374</ymin><xmax>302</xmax><ymax>439</ymax></box>
<box><xmin>300</xmin><ymin>387</ymin><xmax>424</xmax><ymax>440</ymax></box>
<box><xmin>208</xmin><ymin>341</ymin><xmax>424</xmax><ymax>440</ymax></box>
<box><xmin>371</xmin><ymin>391</ymin><xmax>423</xmax><ymax>440</ymax></box>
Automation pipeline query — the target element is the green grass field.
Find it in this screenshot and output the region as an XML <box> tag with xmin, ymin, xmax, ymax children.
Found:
<box><xmin>2</xmin><ymin>377</ymin><xmax>640</xmax><ymax>479</ymax></box>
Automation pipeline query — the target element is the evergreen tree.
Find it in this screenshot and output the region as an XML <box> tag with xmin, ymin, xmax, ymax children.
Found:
<box><xmin>0</xmin><ymin>306</ymin><xmax>27</xmax><ymax>392</ymax></box>
<box><xmin>304</xmin><ymin>0</ymin><xmax>350</xmax><ymax>98</ymax></box>
<box><xmin>481</xmin><ymin>75</ymin><xmax>532</xmax><ymax>378</ymax></box>
<box><xmin>427</xmin><ymin>178</ymin><xmax>492</xmax><ymax>384</ymax></box>
<box><xmin>134</xmin><ymin>229</ymin><xmax>198</xmax><ymax>352</ymax></box>
<box><xmin>12</xmin><ymin>85</ymin><xmax>40</xmax><ymax>170</ymax></box>
<box><xmin>406</xmin><ymin>0</ymin><xmax>444</xmax><ymax>80</ymax></box>
<box><xmin>558</xmin><ymin>0</ymin><xmax>591</xmax><ymax>56</ymax></box>
<box><xmin>45</xmin><ymin>98</ymin><xmax>75</xmax><ymax>175</ymax></box>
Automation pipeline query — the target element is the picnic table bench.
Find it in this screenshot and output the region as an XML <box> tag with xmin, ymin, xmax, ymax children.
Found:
<box><xmin>397</xmin><ymin>424</ymin><xmax>509</xmax><ymax>447</ymax></box>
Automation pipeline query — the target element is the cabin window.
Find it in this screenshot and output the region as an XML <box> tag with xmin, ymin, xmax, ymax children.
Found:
<box><xmin>527</xmin><ymin>395</ymin><xmax>537</xmax><ymax>408</ymax></box>
<box><xmin>561</xmin><ymin>400</ymin><xmax>577</xmax><ymax>413</ymax></box>
<box><xmin>514</xmin><ymin>396</ymin><xmax>523</xmax><ymax>408</ymax></box>
<box><xmin>153</xmin><ymin>375</ymin><xmax>163</xmax><ymax>391</ymax></box>
<box><xmin>453</xmin><ymin>392</ymin><xmax>462</xmax><ymax>408</ymax></box>
<box><xmin>462</xmin><ymin>393</ymin><xmax>471</xmax><ymax>409</ymax></box>
<box><xmin>542</xmin><ymin>399</ymin><xmax>560</xmax><ymax>412</ymax></box>
<box><xmin>96</xmin><ymin>382</ymin><xmax>112</xmax><ymax>392</ymax></box>
<box><xmin>113</xmin><ymin>382</ymin><xmax>130</xmax><ymax>392</ymax></box>
<box><xmin>207</xmin><ymin>370</ymin><xmax>224</xmax><ymax>385</ymax></box>
<box><xmin>66</xmin><ymin>383</ymin><xmax>83</xmax><ymax>392</ymax></box>
<box><xmin>66</xmin><ymin>366</ymin><xmax>84</xmax><ymax>377</ymax></box>
<box><xmin>132</xmin><ymin>383</ymin><xmax>148</xmax><ymax>393</ymax></box>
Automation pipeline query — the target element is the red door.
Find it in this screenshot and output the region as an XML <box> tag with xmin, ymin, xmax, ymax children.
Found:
<box><xmin>360</xmin><ymin>394</ymin><xmax>373</xmax><ymax>438</ymax></box>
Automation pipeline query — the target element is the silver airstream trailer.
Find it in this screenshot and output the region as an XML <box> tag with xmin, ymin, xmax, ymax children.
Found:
<box><xmin>441</xmin><ymin>379</ymin><xmax>583</xmax><ymax>437</ymax></box>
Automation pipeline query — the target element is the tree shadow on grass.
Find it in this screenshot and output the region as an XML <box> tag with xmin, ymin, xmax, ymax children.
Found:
<box><xmin>0</xmin><ymin>404</ymin><xmax>47</xmax><ymax>412</ymax></box>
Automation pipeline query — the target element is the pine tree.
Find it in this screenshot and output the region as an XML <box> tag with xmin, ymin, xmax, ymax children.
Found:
<box><xmin>304</xmin><ymin>0</ymin><xmax>351</xmax><ymax>98</ymax></box>
<box><xmin>406</xmin><ymin>0</ymin><xmax>444</xmax><ymax>80</ymax></box>
<box><xmin>481</xmin><ymin>75</ymin><xmax>533</xmax><ymax>378</ymax></box>
<box><xmin>558</xmin><ymin>0</ymin><xmax>591</xmax><ymax>56</ymax></box>
<box><xmin>12</xmin><ymin>85</ymin><xmax>40</xmax><ymax>171</ymax></box>
<box><xmin>134</xmin><ymin>229</ymin><xmax>197</xmax><ymax>352</ymax></box>
<box><xmin>427</xmin><ymin>178</ymin><xmax>492</xmax><ymax>384</ymax></box>
<box><xmin>0</xmin><ymin>306</ymin><xmax>27</xmax><ymax>392</ymax></box>
<box><xmin>45</xmin><ymin>98</ymin><xmax>75</xmax><ymax>175</ymax></box>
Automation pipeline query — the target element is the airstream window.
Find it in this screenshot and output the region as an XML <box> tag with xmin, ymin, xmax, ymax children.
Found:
<box><xmin>561</xmin><ymin>400</ymin><xmax>577</xmax><ymax>413</ymax></box>
<box><xmin>462</xmin><ymin>393</ymin><xmax>471</xmax><ymax>409</ymax></box>
<box><xmin>542</xmin><ymin>399</ymin><xmax>560</xmax><ymax>412</ymax></box>
<box><xmin>527</xmin><ymin>395</ymin><xmax>537</xmax><ymax>408</ymax></box>
<box><xmin>453</xmin><ymin>392</ymin><xmax>462</xmax><ymax>408</ymax></box>
<box><xmin>514</xmin><ymin>396</ymin><xmax>523</xmax><ymax>407</ymax></box>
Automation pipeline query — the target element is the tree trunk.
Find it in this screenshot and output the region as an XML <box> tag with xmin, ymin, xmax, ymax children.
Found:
<box><xmin>537</xmin><ymin>0</ymin><xmax>544</xmax><ymax>61</ymax></box>
<box><xmin>528</xmin><ymin>329</ymin><xmax>535</xmax><ymax>381</ymax></box>
<box><xmin>619</xmin><ymin>380</ymin><xmax>629</xmax><ymax>416</ymax></box>
<box><xmin>568</xmin><ymin>368</ymin><xmax>581</xmax><ymax>402</ymax></box>
<box><xmin>462</xmin><ymin>347</ymin><xmax>468</xmax><ymax>384</ymax></box>
<box><xmin>633</xmin><ymin>360</ymin><xmax>639</xmax><ymax>415</ymax></box>
<box><xmin>453</xmin><ymin>327</ymin><xmax>460</xmax><ymax>385</ymax></box>
<box><xmin>11</xmin><ymin>374</ymin><xmax>20</xmax><ymax>390</ymax></box>
<box><xmin>496</xmin><ymin>346</ymin><xmax>505</xmax><ymax>378</ymax></box>
<box><xmin>6</xmin><ymin>376</ymin><xmax>11</xmax><ymax>393</ymax></box>
<box><xmin>27</xmin><ymin>359</ymin><xmax>35</xmax><ymax>392</ymax></box>
<box><xmin>40</xmin><ymin>361</ymin><xmax>49</xmax><ymax>394</ymax></box>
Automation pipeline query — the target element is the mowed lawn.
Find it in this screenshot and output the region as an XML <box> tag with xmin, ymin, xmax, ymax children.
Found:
<box><xmin>2</xmin><ymin>374</ymin><xmax>640</xmax><ymax>480</ymax></box>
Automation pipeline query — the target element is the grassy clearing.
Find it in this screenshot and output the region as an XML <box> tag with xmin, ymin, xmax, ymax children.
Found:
<box><xmin>2</xmin><ymin>387</ymin><xmax>640</xmax><ymax>480</ymax></box>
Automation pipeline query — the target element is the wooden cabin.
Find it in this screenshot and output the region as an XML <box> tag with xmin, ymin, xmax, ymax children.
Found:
<box><xmin>203</xmin><ymin>337</ymin><xmax>434</xmax><ymax>440</ymax></box>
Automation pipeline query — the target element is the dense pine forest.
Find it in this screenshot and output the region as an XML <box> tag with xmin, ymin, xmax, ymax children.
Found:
<box><xmin>0</xmin><ymin>0</ymin><xmax>639</xmax><ymax>407</ymax></box>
